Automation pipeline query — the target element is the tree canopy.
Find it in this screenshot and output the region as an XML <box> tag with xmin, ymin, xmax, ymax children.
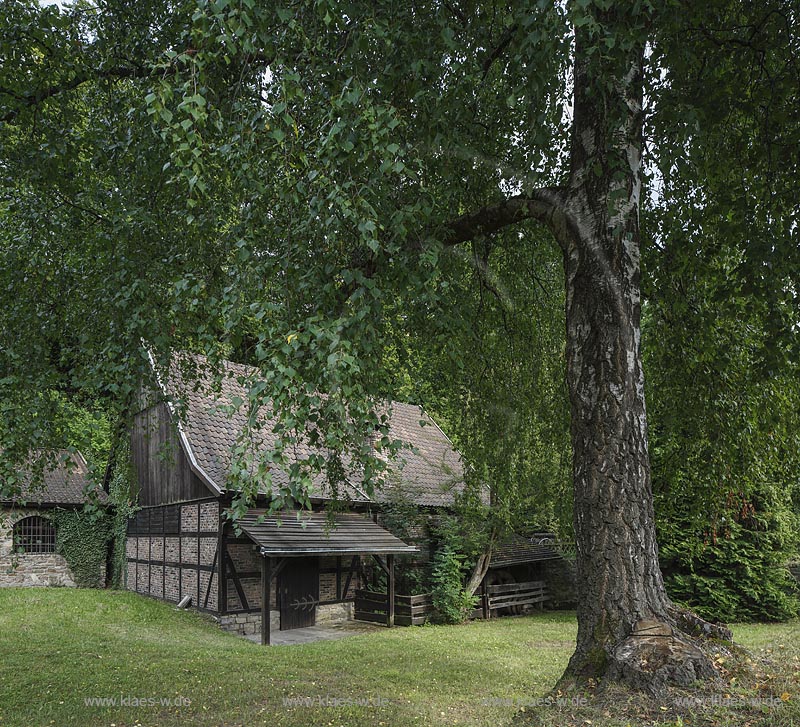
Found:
<box><xmin>2</xmin><ymin>0</ymin><xmax>798</xmax><ymax>690</ymax></box>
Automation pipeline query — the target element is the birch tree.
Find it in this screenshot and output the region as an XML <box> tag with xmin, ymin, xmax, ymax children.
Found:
<box><xmin>2</xmin><ymin>0</ymin><xmax>797</xmax><ymax>692</ymax></box>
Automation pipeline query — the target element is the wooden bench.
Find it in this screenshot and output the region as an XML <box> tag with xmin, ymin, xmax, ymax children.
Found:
<box><xmin>481</xmin><ymin>580</ymin><xmax>550</xmax><ymax>617</ymax></box>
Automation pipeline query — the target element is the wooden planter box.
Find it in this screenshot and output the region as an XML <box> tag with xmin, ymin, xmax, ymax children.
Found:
<box><xmin>354</xmin><ymin>590</ymin><xmax>434</xmax><ymax>626</ymax></box>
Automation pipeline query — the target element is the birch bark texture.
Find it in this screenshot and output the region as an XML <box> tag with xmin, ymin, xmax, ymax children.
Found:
<box><xmin>553</xmin><ymin>10</ymin><xmax>716</xmax><ymax>686</ymax></box>
<box><xmin>561</xmin><ymin>17</ymin><xmax>671</xmax><ymax>676</ymax></box>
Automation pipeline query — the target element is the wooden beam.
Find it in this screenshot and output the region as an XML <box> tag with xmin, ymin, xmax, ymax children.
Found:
<box><xmin>146</xmin><ymin>508</ymin><xmax>152</xmax><ymax>593</ymax></box>
<box><xmin>220</xmin><ymin>519</ymin><xmax>228</xmax><ymax>614</ymax></box>
<box><xmin>162</xmin><ymin>508</ymin><xmax>166</xmax><ymax>599</ymax></box>
<box><xmin>196</xmin><ymin>502</ymin><xmax>201</xmax><ymax>611</ymax></box>
<box><xmin>178</xmin><ymin>508</ymin><xmax>182</xmax><ymax>603</ymax></box>
<box><xmin>371</xmin><ymin>554</ymin><xmax>390</xmax><ymax>577</ymax></box>
<box><xmin>387</xmin><ymin>554</ymin><xmax>395</xmax><ymax>628</ymax></box>
<box><xmin>261</xmin><ymin>556</ymin><xmax>271</xmax><ymax>646</ymax></box>
<box><xmin>203</xmin><ymin>547</ymin><xmax>218</xmax><ymax>609</ymax></box>
<box><xmin>225</xmin><ymin>551</ymin><xmax>249</xmax><ymax>610</ymax></box>
<box><xmin>341</xmin><ymin>556</ymin><xmax>358</xmax><ymax>601</ymax></box>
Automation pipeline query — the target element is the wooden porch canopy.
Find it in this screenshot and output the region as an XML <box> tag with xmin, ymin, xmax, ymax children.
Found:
<box><xmin>238</xmin><ymin>510</ymin><xmax>417</xmax><ymax>645</ymax></box>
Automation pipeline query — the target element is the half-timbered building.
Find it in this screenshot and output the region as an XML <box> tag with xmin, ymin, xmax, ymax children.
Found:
<box><xmin>125</xmin><ymin>354</ymin><xmax>471</xmax><ymax>643</ymax></box>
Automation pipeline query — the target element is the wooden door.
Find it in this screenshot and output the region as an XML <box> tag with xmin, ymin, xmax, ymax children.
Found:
<box><xmin>279</xmin><ymin>557</ymin><xmax>319</xmax><ymax>630</ymax></box>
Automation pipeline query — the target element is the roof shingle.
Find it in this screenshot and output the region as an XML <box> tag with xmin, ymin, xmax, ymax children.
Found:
<box><xmin>3</xmin><ymin>451</ymin><xmax>106</xmax><ymax>506</ymax></box>
<box><xmin>157</xmin><ymin>354</ymin><xmax>470</xmax><ymax>508</ymax></box>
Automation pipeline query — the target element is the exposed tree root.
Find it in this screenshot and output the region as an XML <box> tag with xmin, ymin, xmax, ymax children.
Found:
<box><xmin>565</xmin><ymin>608</ymin><xmax>737</xmax><ymax>697</ymax></box>
<box><xmin>515</xmin><ymin>612</ymin><xmax>799</xmax><ymax>727</ymax></box>
<box><xmin>667</xmin><ymin>604</ymin><xmax>734</xmax><ymax>642</ymax></box>
<box><xmin>606</xmin><ymin>618</ymin><xmax>718</xmax><ymax>696</ymax></box>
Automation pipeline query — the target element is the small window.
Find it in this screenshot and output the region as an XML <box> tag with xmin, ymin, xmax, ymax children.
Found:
<box><xmin>13</xmin><ymin>516</ymin><xmax>56</xmax><ymax>554</ymax></box>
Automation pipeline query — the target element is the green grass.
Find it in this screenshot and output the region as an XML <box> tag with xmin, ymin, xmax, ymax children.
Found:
<box><xmin>0</xmin><ymin>589</ymin><xmax>573</xmax><ymax>726</ymax></box>
<box><xmin>0</xmin><ymin>588</ymin><xmax>797</xmax><ymax>727</ymax></box>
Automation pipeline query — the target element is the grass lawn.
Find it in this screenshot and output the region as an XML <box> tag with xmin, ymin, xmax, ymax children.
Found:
<box><xmin>0</xmin><ymin>588</ymin><xmax>797</xmax><ymax>727</ymax></box>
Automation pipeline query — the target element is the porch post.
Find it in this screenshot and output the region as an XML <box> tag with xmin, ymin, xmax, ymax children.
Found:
<box><xmin>387</xmin><ymin>554</ymin><xmax>395</xmax><ymax>628</ymax></box>
<box><xmin>261</xmin><ymin>555</ymin><xmax>271</xmax><ymax>646</ymax></box>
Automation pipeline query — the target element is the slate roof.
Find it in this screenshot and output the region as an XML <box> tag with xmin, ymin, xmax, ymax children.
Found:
<box><xmin>155</xmin><ymin>354</ymin><xmax>471</xmax><ymax>508</ymax></box>
<box><xmin>240</xmin><ymin>509</ymin><xmax>419</xmax><ymax>555</ymax></box>
<box><xmin>2</xmin><ymin>451</ymin><xmax>106</xmax><ymax>506</ymax></box>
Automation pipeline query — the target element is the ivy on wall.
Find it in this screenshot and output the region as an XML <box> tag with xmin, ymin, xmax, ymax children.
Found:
<box><xmin>107</xmin><ymin>441</ymin><xmax>139</xmax><ymax>588</ymax></box>
<box><xmin>50</xmin><ymin>509</ymin><xmax>111</xmax><ymax>588</ymax></box>
<box><xmin>31</xmin><ymin>442</ymin><xmax>139</xmax><ymax>589</ymax></box>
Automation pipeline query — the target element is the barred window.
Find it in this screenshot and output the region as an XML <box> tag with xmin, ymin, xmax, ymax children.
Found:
<box><xmin>13</xmin><ymin>516</ymin><xmax>56</xmax><ymax>554</ymax></box>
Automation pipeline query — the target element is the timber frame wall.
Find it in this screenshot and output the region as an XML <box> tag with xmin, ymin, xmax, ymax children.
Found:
<box><xmin>125</xmin><ymin>497</ymin><xmax>365</xmax><ymax>616</ymax></box>
<box><xmin>128</xmin><ymin>396</ymin><xmax>367</xmax><ymax>619</ymax></box>
<box><xmin>125</xmin><ymin>497</ymin><xmax>220</xmax><ymax>613</ymax></box>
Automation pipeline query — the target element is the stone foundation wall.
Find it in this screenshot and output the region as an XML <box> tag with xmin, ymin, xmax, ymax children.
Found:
<box><xmin>218</xmin><ymin>610</ymin><xmax>280</xmax><ymax>637</ymax></box>
<box><xmin>0</xmin><ymin>553</ymin><xmax>77</xmax><ymax>587</ymax></box>
<box><xmin>316</xmin><ymin>601</ymin><xmax>354</xmax><ymax>625</ymax></box>
<box><xmin>0</xmin><ymin>508</ymin><xmax>79</xmax><ymax>588</ymax></box>
<box><xmin>217</xmin><ymin>602</ymin><xmax>354</xmax><ymax>637</ymax></box>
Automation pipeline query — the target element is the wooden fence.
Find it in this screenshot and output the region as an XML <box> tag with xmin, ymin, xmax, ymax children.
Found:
<box><xmin>478</xmin><ymin>580</ymin><xmax>550</xmax><ymax>618</ymax></box>
<box><xmin>355</xmin><ymin>580</ymin><xmax>551</xmax><ymax>626</ymax></box>
<box><xmin>354</xmin><ymin>590</ymin><xmax>434</xmax><ymax>626</ymax></box>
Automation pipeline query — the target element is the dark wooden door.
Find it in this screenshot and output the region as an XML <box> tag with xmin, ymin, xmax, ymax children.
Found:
<box><xmin>279</xmin><ymin>557</ymin><xmax>319</xmax><ymax>630</ymax></box>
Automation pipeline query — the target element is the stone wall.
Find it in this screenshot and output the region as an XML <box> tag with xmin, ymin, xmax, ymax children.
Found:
<box><xmin>0</xmin><ymin>507</ymin><xmax>78</xmax><ymax>587</ymax></box>
<box><xmin>316</xmin><ymin>601</ymin><xmax>354</xmax><ymax>625</ymax></box>
<box><xmin>217</xmin><ymin>602</ymin><xmax>354</xmax><ymax>637</ymax></box>
<box><xmin>219</xmin><ymin>610</ymin><xmax>280</xmax><ymax>637</ymax></box>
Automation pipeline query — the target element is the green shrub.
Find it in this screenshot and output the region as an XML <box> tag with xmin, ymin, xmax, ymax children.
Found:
<box><xmin>430</xmin><ymin>546</ymin><xmax>476</xmax><ymax>624</ymax></box>
<box><xmin>659</xmin><ymin>498</ymin><xmax>799</xmax><ymax>623</ymax></box>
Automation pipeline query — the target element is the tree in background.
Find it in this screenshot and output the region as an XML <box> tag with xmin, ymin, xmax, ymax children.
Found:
<box><xmin>644</xmin><ymin>236</ymin><xmax>800</xmax><ymax>623</ymax></box>
<box><xmin>642</xmin><ymin>3</ymin><xmax>800</xmax><ymax>624</ymax></box>
<box><xmin>2</xmin><ymin>0</ymin><xmax>798</xmax><ymax>694</ymax></box>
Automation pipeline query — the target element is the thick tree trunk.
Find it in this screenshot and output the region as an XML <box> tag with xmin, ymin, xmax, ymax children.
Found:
<box><xmin>440</xmin><ymin>7</ymin><xmax>727</xmax><ymax>693</ymax></box>
<box><xmin>556</xmin><ymin>9</ymin><xmax>717</xmax><ymax>692</ymax></box>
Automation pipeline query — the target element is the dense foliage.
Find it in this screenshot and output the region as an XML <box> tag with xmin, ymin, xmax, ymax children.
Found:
<box><xmin>430</xmin><ymin>545</ymin><xmax>477</xmax><ymax>624</ymax></box>
<box><xmin>50</xmin><ymin>508</ymin><xmax>110</xmax><ymax>588</ymax></box>
<box><xmin>1</xmin><ymin>0</ymin><xmax>798</xmax><ymax>673</ymax></box>
<box><xmin>106</xmin><ymin>440</ymin><xmax>140</xmax><ymax>588</ymax></box>
<box><xmin>644</xmin><ymin>244</ymin><xmax>800</xmax><ymax>622</ymax></box>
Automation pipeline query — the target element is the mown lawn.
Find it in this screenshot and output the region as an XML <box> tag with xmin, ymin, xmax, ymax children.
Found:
<box><xmin>0</xmin><ymin>588</ymin><xmax>797</xmax><ymax>727</ymax></box>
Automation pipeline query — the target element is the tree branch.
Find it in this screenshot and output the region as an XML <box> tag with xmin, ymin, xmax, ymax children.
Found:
<box><xmin>2</xmin><ymin>48</ymin><xmax>279</xmax><ymax>124</ymax></box>
<box><xmin>0</xmin><ymin>65</ymin><xmax>144</xmax><ymax>123</ymax></box>
<box><xmin>481</xmin><ymin>24</ymin><xmax>519</xmax><ymax>79</ymax></box>
<box><xmin>442</xmin><ymin>188</ymin><xmax>567</xmax><ymax>247</ymax></box>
